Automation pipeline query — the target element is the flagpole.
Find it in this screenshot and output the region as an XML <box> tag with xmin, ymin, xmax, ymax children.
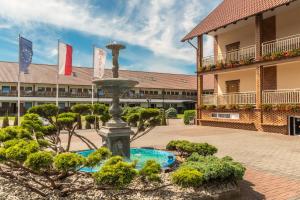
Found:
<box><xmin>92</xmin><ymin>45</ymin><xmax>95</xmax><ymax>106</ymax></box>
<box><xmin>17</xmin><ymin>34</ymin><xmax>21</xmax><ymax>126</ymax></box>
<box><xmin>56</xmin><ymin>40</ymin><xmax>59</xmax><ymax>107</ymax></box>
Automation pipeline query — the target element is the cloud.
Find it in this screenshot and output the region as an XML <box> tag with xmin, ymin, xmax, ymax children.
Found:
<box><xmin>0</xmin><ymin>0</ymin><xmax>218</xmax><ymax>64</ymax></box>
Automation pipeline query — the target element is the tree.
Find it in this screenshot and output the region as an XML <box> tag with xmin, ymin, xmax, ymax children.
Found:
<box><xmin>71</xmin><ymin>104</ymin><xmax>90</xmax><ymax>130</ymax></box>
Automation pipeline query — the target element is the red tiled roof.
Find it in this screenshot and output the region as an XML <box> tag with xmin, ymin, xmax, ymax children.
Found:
<box><xmin>0</xmin><ymin>61</ymin><xmax>214</xmax><ymax>91</ymax></box>
<box><xmin>182</xmin><ymin>0</ymin><xmax>295</xmax><ymax>41</ymax></box>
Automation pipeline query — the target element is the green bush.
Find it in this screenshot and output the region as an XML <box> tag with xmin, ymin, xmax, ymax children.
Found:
<box><xmin>183</xmin><ymin>110</ymin><xmax>195</xmax><ymax>125</ymax></box>
<box><xmin>25</xmin><ymin>151</ymin><xmax>54</xmax><ymax>172</ymax></box>
<box><xmin>227</xmin><ymin>104</ymin><xmax>239</xmax><ymax>110</ymax></box>
<box><xmin>166</xmin><ymin>107</ymin><xmax>177</xmax><ymax>119</ymax></box>
<box><xmin>5</xmin><ymin>139</ymin><xmax>39</xmax><ymax>162</ymax></box>
<box><xmin>216</xmin><ymin>105</ymin><xmax>226</xmax><ymax>110</ymax></box>
<box><xmin>171</xmin><ymin>166</ymin><xmax>203</xmax><ymax>188</ymax></box>
<box><xmin>54</xmin><ymin>152</ymin><xmax>85</xmax><ymax>172</ymax></box>
<box><xmin>27</xmin><ymin>104</ymin><xmax>58</xmax><ymax>120</ymax></box>
<box><xmin>93</xmin><ymin>156</ymin><xmax>138</xmax><ymax>188</ymax></box>
<box><xmin>166</xmin><ymin>140</ymin><xmax>217</xmax><ymax>157</ymax></box>
<box><xmin>0</xmin><ymin>127</ymin><xmax>32</xmax><ymax>142</ymax></box>
<box><xmin>2</xmin><ymin>116</ymin><xmax>9</xmax><ymax>128</ymax></box>
<box><xmin>139</xmin><ymin>160</ymin><xmax>161</xmax><ymax>182</ymax></box>
<box><xmin>71</xmin><ymin>104</ymin><xmax>91</xmax><ymax>115</ymax></box>
<box><xmin>242</xmin><ymin>104</ymin><xmax>255</xmax><ymax>111</ymax></box>
<box><xmin>85</xmin><ymin>147</ymin><xmax>112</xmax><ymax>167</ymax></box>
<box><xmin>183</xmin><ymin>153</ymin><xmax>246</xmax><ymax>183</ymax></box>
<box><xmin>262</xmin><ymin>104</ymin><xmax>273</xmax><ymax>111</ymax></box>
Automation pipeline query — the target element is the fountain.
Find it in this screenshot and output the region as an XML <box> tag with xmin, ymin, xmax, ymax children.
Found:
<box><xmin>93</xmin><ymin>42</ymin><xmax>138</xmax><ymax>158</ymax></box>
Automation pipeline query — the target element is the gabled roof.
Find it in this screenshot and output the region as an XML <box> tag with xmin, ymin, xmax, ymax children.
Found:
<box><xmin>182</xmin><ymin>0</ymin><xmax>295</xmax><ymax>41</ymax></box>
<box><xmin>0</xmin><ymin>61</ymin><xmax>214</xmax><ymax>90</ymax></box>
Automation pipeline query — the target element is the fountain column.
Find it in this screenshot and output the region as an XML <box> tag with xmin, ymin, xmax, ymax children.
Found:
<box><xmin>93</xmin><ymin>42</ymin><xmax>138</xmax><ymax>158</ymax></box>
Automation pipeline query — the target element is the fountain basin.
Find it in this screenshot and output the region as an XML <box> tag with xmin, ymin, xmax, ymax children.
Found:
<box><xmin>77</xmin><ymin>148</ymin><xmax>176</xmax><ymax>173</ymax></box>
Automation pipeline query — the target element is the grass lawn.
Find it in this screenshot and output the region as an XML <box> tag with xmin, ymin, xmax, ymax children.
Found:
<box><xmin>176</xmin><ymin>114</ymin><xmax>184</xmax><ymax>119</ymax></box>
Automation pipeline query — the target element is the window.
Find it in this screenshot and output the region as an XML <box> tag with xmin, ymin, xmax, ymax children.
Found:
<box><xmin>38</xmin><ymin>87</ymin><xmax>45</xmax><ymax>92</ymax></box>
<box><xmin>150</xmin><ymin>91</ymin><xmax>154</xmax><ymax>95</ymax></box>
<box><xmin>58</xmin><ymin>102</ymin><xmax>65</xmax><ymax>109</ymax></box>
<box><xmin>25</xmin><ymin>87</ymin><xmax>32</xmax><ymax>91</ymax></box>
<box><xmin>46</xmin><ymin>87</ymin><xmax>51</xmax><ymax>92</ymax></box>
<box><xmin>24</xmin><ymin>102</ymin><xmax>33</xmax><ymax>110</ymax></box>
<box><xmin>59</xmin><ymin>88</ymin><xmax>65</xmax><ymax>92</ymax></box>
<box><xmin>11</xmin><ymin>86</ymin><xmax>17</xmax><ymax>91</ymax></box>
<box><xmin>226</xmin><ymin>80</ymin><xmax>240</xmax><ymax>93</ymax></box>
<box><xmin>2</xmin><ymin>86</ymin><xmax>10</xmax><ymax>93</ymax></box>
<box><xmin>212</xmin><ymin>113</ymin><xmax>240</xmax><ymax>120</ymax></box>
<box><xmin>145</xmin><ymin>91</ymin><xmax>149</xmax><ymax>94</ymax></box>
<box><xmin>182</xmin><ymin>92</ymin><xmax>186</xmax><ymax>95</ymax></box>
<box><xmin>226</xmin><ymin>42</ymin><xmax>240</xmax><ymax>52</ymax></box>
<box><xmin>175</xmin><ymin>92</ymin><xmax>179</xmax><ymax>95</ymax></box>
<box><xmin>154</xmin><ymin>91</ymin><xmax>158</xmax><ymax>95</ymax></box>
<box><xmin>83</xmin><ymin>88</ymin><xmax>88</xmax><ymax>93</ymax></box>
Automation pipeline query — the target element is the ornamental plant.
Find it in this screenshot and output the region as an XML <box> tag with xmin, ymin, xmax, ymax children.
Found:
<box><xmin>2</xmin><ymin>116</ymin><xmax>9</xmax><ymax>128</ymax></box>
<box><xmin>262</xmin><ymin>104</ymin><xmax>273</xmax><ymax>111</ymax></box>
<box><xmin>183</xmin><ymin>110</ymin><xmax>195</xmax><ymax>125</ymax></box>
<box><xmin>139</xmin><ymin>160</ymin><xmax>162</xmax><ymax>182</ymax></box>
<box><xmin>166</xmin><ymin>107</ymin><xmax>177</xmax><ymax>119</ymax></box>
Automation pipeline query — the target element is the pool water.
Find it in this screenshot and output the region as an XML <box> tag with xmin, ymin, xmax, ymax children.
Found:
<box><xmin>77</xmin><ymin>148</ymin><xmax>176</xmax><ymax>173</ymax></box>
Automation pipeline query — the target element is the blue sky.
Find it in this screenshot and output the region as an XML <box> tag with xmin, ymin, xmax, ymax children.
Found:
<box><xmin>0</xmin><ymin>0</ymin><xmax>221</xmax><ymax>75</ymax></box>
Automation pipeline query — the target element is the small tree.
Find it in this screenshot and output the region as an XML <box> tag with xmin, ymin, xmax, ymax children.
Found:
<box><xmin>166</xmin><ymin>107</ymin><xmax>177</xmax><ymax>119</ymax></box>
<box><xmin>2</xmin><ymin>116</ymin><xmax>9</xmax><ymax>128</ymax></box>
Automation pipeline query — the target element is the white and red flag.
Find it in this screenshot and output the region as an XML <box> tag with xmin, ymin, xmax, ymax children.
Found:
<box><xmin>58</xmin><ymin>42</ymin><xmax>73</xmax><ymax>76</ymax></box>
<box><xmin>93</xmin><ymin>48</ymin><xmax>106</xmax><ymax>79</ymax></box>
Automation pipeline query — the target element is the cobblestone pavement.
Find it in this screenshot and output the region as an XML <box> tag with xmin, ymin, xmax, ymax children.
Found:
<box><xmin>61</xmin><ymin>119</ymin><xmax>300</xmax><ymax>199</ymax></box>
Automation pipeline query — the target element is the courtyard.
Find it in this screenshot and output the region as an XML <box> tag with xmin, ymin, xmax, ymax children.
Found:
<box><xmin>61</xmin><ymin>120</ymin><xmax>300</xmax><ymax>200</ymax></box>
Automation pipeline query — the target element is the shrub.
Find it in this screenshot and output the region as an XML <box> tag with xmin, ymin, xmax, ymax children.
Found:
<box><xmin>183</xmin><ymin>153</ymin><xmax>246</xmax><ymax>184</ymax></box>
<box><xmin>262</xmin><ymin>104</ymin><xmax>273</xmax><ymax>111</ymax></box>
<box><xmin>227</xmin><ymin>104</ymin><xmax>239</xmax><ymax>110</ymax></box>
<box><xmin>166</xmin><ymin>140</ymin><xmax>217</xmax><ymax>157</ymax></box>
<box><xmin>2</xmin><ymin>116</ymin><xmax>9</xmax><ymax>128</ymax></box>
<box><xmin>54</xmin><ymin>152</ymin><xmax>85</xmax><ymax>172</ymax></box>
<box><xmin>85</xmin><ymin>147</ymin><xmax>112</xmax><ymax>167</ymax></box>
<box><xmin>139</xmin><ymin>160</ymin><xmax>162</xmax><ymax>182</ymax></box>
<box><xmin>71</xmin><ymin>104</ymin><xmax>91</xmax><ymax>115</ymax></box>
<box><xmin>85</xmin><ymin>115</ymin><xmax>100</xmax><ymax>124</ymax></box>
<box><xmin>85</xmin><ymin>121</ymin><xmax>91</xmax><ymax>129</ymax></box>
<box><xmin>166</xmin><ymin>140</ymin><xmax>190</xmax><ymax>151</ymax></box>
<box><xmin>171</xmin><ymin>166</ymin><xmax>203</xmax><ymax>188</ymax></box>
<box><xmin>25</xmin><ymin>151</ymin><xmax>54</xmax><ymax>172</ymax></box>
<box><xmin>183</xmin><ymin>110</ymin><xmax>195</xmax><ymax>125</ymax></box>
<box><xmin>275</xmin><ymin>104</ymin><xmax>287</xmax><ymax>111</ymax></box>
<box><xmin>5</xmin><ymin>139</ymin><xmax>39</xmax><ymax>162</ymax></box>
<box><xmin>93</xmin><ymin>156</ymin><xmax>138</xmax><ymax>188</ymax></box>
<box><xmin>216</xmin><ymin>105</ymin><xmax>226</xmax><ymax>110</ymax></box>
<box><xmin>166</xmin><ymin>107</ymin><xmax>177</xmax><ymax>119</ymax></box>
<box><xmin>28</xmin><ymin>104</ymin><xmax>58</xmax><ymax>120</ymax></box>
<box><xmin>200</xmin><ymin>105</ymin><xmax>207</xmax><ymax>110</ymax></box>
<box><xmin>207</xmin><ymin>105</ymin><xmax>216</xmax><ymax>110</ymax></box>
<box><xmin>286</xmin><ymin>104</ymin><xmax>300</xmax><ymax>112</ymax></box>
<box><xmin>242</xmin><ymin>104</ymin><xmax>255</xmax><ymax>111</ymax></box>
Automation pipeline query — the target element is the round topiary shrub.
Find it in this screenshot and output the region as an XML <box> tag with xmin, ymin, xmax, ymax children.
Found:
<box><xmin>166</xmin><ymin>107</ymin><xmax>177</xmax><ymax>119</ymax></box>
<box><xmin>183</xmin><ymin>110</ymin><xmax>195</xmax><ymax>125</ymax></box>
<box><xmin>139</xmin><ymin>160</ymin><xmax>162</xmax><ymax>182</ymax></box>
<box><xmin>171</xmin><ymin>166</ymin><xmax>203</xmax><ymax>188</ymax></box>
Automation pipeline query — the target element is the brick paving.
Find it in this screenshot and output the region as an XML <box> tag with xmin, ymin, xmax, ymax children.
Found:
<box><xmin>61</xmin><ymin>119</ymin><xmax>300</xmax><ymax>200</ymax></box>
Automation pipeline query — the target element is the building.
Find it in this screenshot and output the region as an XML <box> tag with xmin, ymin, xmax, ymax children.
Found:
<box><xmin>183</xmin><ymin>0</ymin><xmax>300</xmax><ymax>135</ymax></box>
<box><xmin>0</xmin><ymin>61</ymin><xmax>213</xmax><ymax>115</ymax></box>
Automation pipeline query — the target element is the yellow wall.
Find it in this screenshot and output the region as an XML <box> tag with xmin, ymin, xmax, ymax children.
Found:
<box><xmin>276</xmin><ymin>5</ymin><xmax>300</xmax><ymax>38</ymax></box>
<box><xmin>217</xmin><ymin>23</ymin><xmax>255</xmax><ymax>55</ymax></box>
<box><xmin>218</xmin><ymin>70</ymin><xmax>256</xmax><ymax>94</ymax></box>
<box><xmin>277</xmin><ymin>62</ymin><xmax>300</xmax><ymax>89</ymax></box>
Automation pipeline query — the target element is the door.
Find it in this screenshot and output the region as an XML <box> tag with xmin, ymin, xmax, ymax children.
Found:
<box><xmin>263</xmin><ymin>16</ymin><xmax>276</xmax><ymax>42</ymax></box>
<box><xmin>295</xmin><ymin>118</ymin><xmax>300</xmax><ymax>135</ymax></box>
<box><xmin>226</xmin><ymin>42</ymin><xmax>240</xmax><ymax>61</ymax></box>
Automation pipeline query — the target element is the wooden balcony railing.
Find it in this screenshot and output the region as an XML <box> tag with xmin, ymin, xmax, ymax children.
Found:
<box><xmin>262</xmin><ymin>34</ymin><xmax>300</xmax><ymax>56</ymax></box>
<box><xmin>263</xmin><ymin>89</ymin><xmax>300</xmax><ymax>104</ymax></box>
<box><xmin>202</xmin><ymin>92</ymin><xmax>256</xmax><ymax>105</ymax></box>
<box><xmin>202</xmin><ymin>45</ymin><xmax>256</xmax><ymax>67</ymax></box>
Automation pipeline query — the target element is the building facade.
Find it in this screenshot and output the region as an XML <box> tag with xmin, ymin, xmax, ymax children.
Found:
<box><xmin>183</xmin><ymin>0</ymin><xmax>300</xmax><ymax>135</ymax></box>
<box><xmin>0</xmin><ymin>61</ymin><xmax>213</xmax><ymax>115</ymax></box>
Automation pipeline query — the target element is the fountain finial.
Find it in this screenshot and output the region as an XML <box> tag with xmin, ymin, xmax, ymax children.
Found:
<box><xmin>106</xmin><ymin>41</ymin><xmax>125</xmax><ymax>78</ymax></box>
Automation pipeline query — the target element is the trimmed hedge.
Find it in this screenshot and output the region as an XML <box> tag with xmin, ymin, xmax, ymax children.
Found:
<box><xmin>166</xmin><ymin>140</ymin><xmax>217</xmax><ymax>157</ymax></box>
<box><xmin>172</xmin><ymin>153</ymin><xmax>246</xmax><ymax>187</ymax></box>
<box><xmin>183</xmin><ymin>110</ymin><xmax>195</xmax><ymax>125</ymax></box>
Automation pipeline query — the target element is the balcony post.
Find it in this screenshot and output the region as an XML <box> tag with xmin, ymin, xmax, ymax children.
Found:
<box><xmin>214</xmin><ymin>35</ymin><xmax>218</xmax><ymax>64</ymax></box>
<box><xmin>256</xmin><ymin>66</ymin><xmax>263</xmax><ymax>110</ymax></box>
<box><xmin>197</xmin><ymin>35</ymin><xmax>204</xmax><ymax>124</ymax></box>
<box><xmin>255</xmin><ymin>14</ymin><xmax>263</xmax><ymax>60</ymax></box>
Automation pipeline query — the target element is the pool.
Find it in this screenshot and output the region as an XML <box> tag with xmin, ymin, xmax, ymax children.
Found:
<box><xmin>77</xmin><ymin>148</ymin><xmax>176</xmax><ymax>173</ymax></box>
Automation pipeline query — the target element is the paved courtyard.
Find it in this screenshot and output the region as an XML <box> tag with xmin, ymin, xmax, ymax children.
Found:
<box><xmin>61</xmin><ymin>119</ymin><xmax>300</xmax><ymax>200</ymax></box>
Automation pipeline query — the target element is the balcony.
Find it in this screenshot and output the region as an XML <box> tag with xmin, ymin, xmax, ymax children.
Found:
<box><xmin>202</xmin><ymin>92</ymin><xmax>256</xmax><ymax>106</ymax></box>
<box><xmin>263</xmin><ymin>89</ymin><xmax>300</xmax><ymax>104</ymax></box>
<box><xmin>201</xmin><ymin>34</ymin><xmax>300</xmax><ymax>73</ymax></box>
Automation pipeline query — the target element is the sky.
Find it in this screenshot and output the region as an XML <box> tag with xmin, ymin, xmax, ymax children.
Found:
<box><xmin>0</xmin><ymin>0</ymin><xmax>221</xmax><ymax>75</ymax></box>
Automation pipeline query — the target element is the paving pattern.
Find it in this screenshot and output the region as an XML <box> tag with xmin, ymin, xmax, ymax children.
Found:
<box><xmin>61</xmin><ymin>119</ymin><xmax>300</xmax><ymax>200</ymax></box>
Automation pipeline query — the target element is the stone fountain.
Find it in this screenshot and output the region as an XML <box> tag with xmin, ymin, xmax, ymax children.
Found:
<box><xmin>93</xmin><ymin>42</ymin><xmax>138</xmax><ymax>158</ymax></box>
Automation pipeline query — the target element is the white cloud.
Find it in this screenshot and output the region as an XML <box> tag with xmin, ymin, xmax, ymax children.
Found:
<box><xmin>0</xmin><ymin>0</ymin><xmax>216</xmax><ymax>64</ymax></box>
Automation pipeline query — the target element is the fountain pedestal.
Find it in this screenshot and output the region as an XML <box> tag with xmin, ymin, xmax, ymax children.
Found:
<box><xmin>93</xmin><ymin>43</ymin><xmax>138</xmax><ymax>158</ymax></box>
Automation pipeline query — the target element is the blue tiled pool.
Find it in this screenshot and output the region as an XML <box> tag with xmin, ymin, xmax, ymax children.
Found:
<box><xmin>77</xmin><ymin>148</ymin><xmax>176</xmax><ymax>173</ymax></box>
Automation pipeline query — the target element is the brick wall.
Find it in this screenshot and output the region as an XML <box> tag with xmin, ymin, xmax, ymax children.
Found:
<box><xmin>197</xmin><ymin>109</ymin><xmax>298</xmax><ymax>135</ymax></box>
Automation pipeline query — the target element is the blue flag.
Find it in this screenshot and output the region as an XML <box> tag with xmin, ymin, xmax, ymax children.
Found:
<box><xmin>19</xmin><ymin>36</ymin><xmax>33</xmax><ymax>74</ymax></box>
